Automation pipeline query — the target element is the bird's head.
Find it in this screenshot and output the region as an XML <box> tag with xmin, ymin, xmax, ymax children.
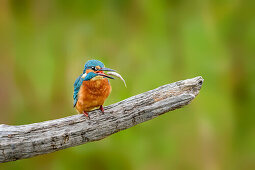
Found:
<box><xmin>81</xmin><ymin>60</ymin><xmax>127</xmax><ymax>86</ymax></box>
<box><xmin>81</xmin><ymin>60</ymin><xmax>114</xmax><ymax>80</ymax></box>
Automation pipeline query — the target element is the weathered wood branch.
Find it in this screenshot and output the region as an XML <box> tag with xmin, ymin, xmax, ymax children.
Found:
<box><xmin>0</xmin><ymin>76</ymin><xmax>203</xmax><ymax>163</ymax></box>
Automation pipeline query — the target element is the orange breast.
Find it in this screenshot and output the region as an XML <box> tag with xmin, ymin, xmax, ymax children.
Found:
<box><xmin>75</xmin><ymin>78</ymin><xmax>111</xmax><ymax>113</ymax></box>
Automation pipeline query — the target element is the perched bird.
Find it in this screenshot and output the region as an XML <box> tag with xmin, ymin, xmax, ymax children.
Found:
<box><xmin>73</xmin><ymin>60</ymin><xmax>126</xmax><ymax>118</ymax></box>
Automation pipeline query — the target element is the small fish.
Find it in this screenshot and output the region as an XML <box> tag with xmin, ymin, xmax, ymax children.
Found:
<box><xmin>107</xmin><ymin>71</ymin><xmax>127</xmax><ymax>87</ymax></box>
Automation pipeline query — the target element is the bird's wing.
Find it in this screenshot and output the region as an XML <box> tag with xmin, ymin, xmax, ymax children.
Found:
<box><xmin>73</xmin><ymin>75</ymin><xmax>83</xmax><ymax>107</ymax></box>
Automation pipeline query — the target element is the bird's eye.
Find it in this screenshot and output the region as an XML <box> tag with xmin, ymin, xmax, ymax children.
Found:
<box><xmin>91</xmin><ymin>66</ymin><xmax>96</xmax><ymax>71</ymax></box>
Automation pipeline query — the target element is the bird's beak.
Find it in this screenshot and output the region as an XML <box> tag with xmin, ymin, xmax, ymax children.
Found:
<box><xmin>98</xmin><ymin>67</ymin><xmax>116</xmax><ymax>72</ymax></box>
<box><xmin>95</xmin><ymin>67</ymin><xmax>115</xmax><ymax>79</ymax></box>
<box><xmin>97</xmin><ymin>67</ymin><xmax>127</xmax><ymax>87</ymax></box>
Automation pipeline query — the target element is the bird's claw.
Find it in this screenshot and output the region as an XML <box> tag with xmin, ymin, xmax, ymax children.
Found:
<box><xmin>83</xmin><ymin>111</ymin><xmax>90</xmax><ymax>119</ymax></box>
<box><xmin>100</xmin><ymin>105</ymin><xmax>104</xmax><ymax>114</ymax></box>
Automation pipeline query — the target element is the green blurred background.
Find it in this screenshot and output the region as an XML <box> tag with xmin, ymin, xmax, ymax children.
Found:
<box><xmin>0</xmin><ymin>0</ymin><xmax>254</xmax><ymax>169</ymax></box>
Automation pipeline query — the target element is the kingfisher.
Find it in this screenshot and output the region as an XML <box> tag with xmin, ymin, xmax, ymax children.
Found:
<box><xmin>73</xmin><ymin>59</ymin><xmax>126</xmax><ymax>118</ymax></box>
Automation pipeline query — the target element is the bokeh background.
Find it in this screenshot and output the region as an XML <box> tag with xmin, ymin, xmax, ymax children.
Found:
<box><xmin>0</xmin><ymin>0</ymin><xmax>254</xmax><ymax>169</ymax></box>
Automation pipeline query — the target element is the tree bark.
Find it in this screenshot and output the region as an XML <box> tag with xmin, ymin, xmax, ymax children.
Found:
<box><xmin>0</xmin><ymin>76</ymin><xmax>204</xmax><ymax>163</ymax></box>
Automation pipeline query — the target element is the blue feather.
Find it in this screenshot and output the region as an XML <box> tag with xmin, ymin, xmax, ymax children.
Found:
<box><xmin>73</xmin><ymin>72</ymin><xmax>98</xmax><ymax>107</ymax></box>
<box><xmin>73</xmin><ymin>75</ymin><xmax>82</xmax><ymax>107</ymax></box>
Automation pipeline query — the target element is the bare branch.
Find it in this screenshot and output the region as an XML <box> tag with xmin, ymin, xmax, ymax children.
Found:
<box><xmin>0</xmin><ymin>76</ymin><xmax>204</xmax><ymax>163</ymax></box>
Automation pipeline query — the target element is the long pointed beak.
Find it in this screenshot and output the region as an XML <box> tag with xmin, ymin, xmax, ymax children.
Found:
<box><xmin>98</xmin><ymin>67</ymin><xmax>116</xmax><ymax>72</ymax></box>
<box><xmin>97</xmin><ymin>67</ymin><xmax>126</xmax><ymax>87</ymax></box>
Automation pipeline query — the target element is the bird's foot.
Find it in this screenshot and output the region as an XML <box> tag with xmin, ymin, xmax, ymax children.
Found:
<box><xmin>83</xmin><ymin>111</ymin><xmax>90</xmax><ymax>119</ymax></box>
<box><xmin>100</xmin><ymin>105</ymin><xmax>104</xmax><ymax>114</ymax></box>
